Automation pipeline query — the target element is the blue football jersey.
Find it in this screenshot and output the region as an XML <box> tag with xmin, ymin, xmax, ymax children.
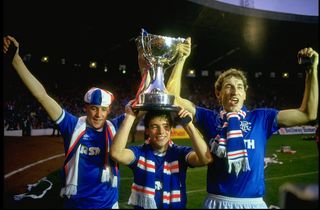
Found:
<box><xmin>128</xmin><ymin>144</ymin><xmax>192</xmax><ymax>208</ymax></box>
<box><xmin>57</xmin><ymin>109</ymin><xmax>124</xmax><ymax>208</ymax></box>
<box><xmin>195</xmin><ymin>106</ymin><xmax>279</xmax><ymax>198</ymax></box>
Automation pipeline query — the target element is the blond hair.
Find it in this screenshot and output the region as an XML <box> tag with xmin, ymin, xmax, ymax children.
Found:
<box><xmin>214</xmin><ymin>68</ymin><xmax>248</xmax><ymax>97</ymax></box>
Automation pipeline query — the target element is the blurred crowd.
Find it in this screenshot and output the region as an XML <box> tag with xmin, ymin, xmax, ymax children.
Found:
<box><xmin>3</xmin><ymin>74</ymin><xmax>303</xmax><ymax>131</ymax></box>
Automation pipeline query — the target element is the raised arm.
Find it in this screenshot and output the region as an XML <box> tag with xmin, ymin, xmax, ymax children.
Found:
<box><xmin>278</xmin><ymin>47</ymin><xmax>318</xmax><ymax>127</ymax></box>
<box><xmin>166</xmin><ymin>37</ymin><xmax>197</xmax><ymax>116</ymax></box>
<box><xmin>178</xmin><ymin>108</ymin><xmax>213</xmax><ymax>166</ymax></box>
<box><xmin>110</xmin><ymin>102</ymin><xmax>136</xmax><ymax>165</ymax></box>
<box><xmin>3</xmin><ymin>35</ymin><xmax>62</xmax><ymax>121</ymax></box>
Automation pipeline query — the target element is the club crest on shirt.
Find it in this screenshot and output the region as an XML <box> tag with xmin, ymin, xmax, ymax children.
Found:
<box><xmin>216</xmin><ymin>121</ymin><xmax>251</xmax><ymax>133</ymax></box>
<box><xmin>240</xmin><ymin>121</ymin><xmax>251</xmax><ymax>133</ymax></box>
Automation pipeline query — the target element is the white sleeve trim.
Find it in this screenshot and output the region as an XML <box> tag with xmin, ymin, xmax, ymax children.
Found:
<box><xmin>55</xmin><ymin>109</ymin><xmax>65</xmax><ymax>124</ymax></box>
<box><xmin>185</xmin><ymin>151</ymin><xmax>194</xmax><ymax>164</ymax></box>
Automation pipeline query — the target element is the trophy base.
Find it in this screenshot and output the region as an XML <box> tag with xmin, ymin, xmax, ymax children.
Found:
<box><xmin>133</xmin><ymin>103</ymin><xmax>180</xmax><ymax>112</ymax></box>
<box><xmin>133</xmin><ymin>92</ymin><xmax>179</xmax><ymax>111</ymax></box>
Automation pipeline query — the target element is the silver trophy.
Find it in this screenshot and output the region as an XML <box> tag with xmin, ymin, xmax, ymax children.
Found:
<box><xmin>134</xmin><ymin>29</ymin><xmax>185</xmax><ymax>111</ymax></box>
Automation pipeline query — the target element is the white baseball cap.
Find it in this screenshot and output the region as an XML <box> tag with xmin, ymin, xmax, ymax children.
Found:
<box><xmin>84</xmin><ymin>87</ymin><xmax>114</xmax><ymax>107</ymax></box>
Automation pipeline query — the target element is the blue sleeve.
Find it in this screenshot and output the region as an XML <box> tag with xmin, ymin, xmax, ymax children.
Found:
<box><xmin>171</xmin><ymin>145</ymin><xmax>193</xmax><ymax>169</ymax></box>
<box><xmin>178</xmin><ymin>146</ymin><xmax>193</xmax><ymax>167</ymax></box>
<box><xmin>264</xmin><ymin>108</ymin><xmax>279</xmax><ymax>138</ymax></box>
<box><xmin>195</xmin><ymin>106</ymin><xmax>208</xmax><ymax>127</ymax></box>
<box><xmin>110</xmin><ymin>113</ymin><xmax>125</xmax><ymax>131</ymax></box>
<box><xmin>252</xmin><ymin>108</ymin><xmax>279</xmax><ymax>139</ymax></box>
<box><xmin>56</xmin><ymin>109</ymin><xmax>78</xmax><ymax>150</ymax></box>
<box><xmin>194</xmin><ymin>106</ymin><xmax>220</xmax><ymax>141</ymax></box>
<box><xmin>127</xmin><ymin>145</ymin><xmax>141</xmax><ymax>168</ymax></box>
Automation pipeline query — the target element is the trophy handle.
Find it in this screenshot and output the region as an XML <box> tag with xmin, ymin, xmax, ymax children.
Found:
<box><xmin>141</xmin><ymin>28</ymin><xmax>150</xmax><ymax>65</ymax></box>
<box><xmin>141</xmin><ymin>29</ymin><xmax>156</xmax><ymax>82</ymax></box>
<box><xmin>141</xmin><ymin>28</ymin><xmax>147</xmax><ymax>55</ymax></box>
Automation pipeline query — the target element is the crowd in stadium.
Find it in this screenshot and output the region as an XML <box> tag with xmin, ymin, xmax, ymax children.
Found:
<box><xmin>3</xmin><ymin>73</ymin><xmax>302</xmax><ymax>132</ymax></box>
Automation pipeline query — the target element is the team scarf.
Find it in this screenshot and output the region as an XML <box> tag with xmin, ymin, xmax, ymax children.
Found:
<box><xmin>210</xmin><ymin>106</ymin><xmax>251</xmax><ymax>176</ymax></box>
<box><xmin>132</xmin><ymin>64</ymin><xmax>151</xmax><ymax>108</ymax></box>
<box><xmin>128</xmin><ymin>139</ymin><xmax>184</xmax><ymax>209</ymax></box>
<box><xmin>60</xmin><ymin>116</ymin><xmax>118</xmax><ymax>198</ymax></box>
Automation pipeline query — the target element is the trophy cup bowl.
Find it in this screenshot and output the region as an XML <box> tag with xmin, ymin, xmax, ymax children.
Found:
<box><xmin>133</xmin><ymin>29</ymin><xmax>185</xmax><ymax>111</ymax></box>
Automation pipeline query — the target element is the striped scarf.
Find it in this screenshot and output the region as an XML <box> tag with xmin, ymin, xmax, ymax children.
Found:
<box><xmin>211</xmin><ymin>107</ymin><xmax>250</xmax><ymax>176</ymax></box>
<box><xmin>128</xmin><ymin>140</ymin><xmax>184</xmax><ymax>209</ymax></box>
<box><xmin>60</xmin><ymin>116</ymin><xmax>118</xmax><ymax>198</ymax></box>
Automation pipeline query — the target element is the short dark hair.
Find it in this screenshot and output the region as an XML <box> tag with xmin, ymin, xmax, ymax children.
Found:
<box><xmin>144</xmin><ymin>110</ymin><xmax>173</xmax><ymax>128</ymax></box>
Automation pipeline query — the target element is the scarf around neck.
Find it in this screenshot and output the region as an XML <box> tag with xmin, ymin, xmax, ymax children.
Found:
<box><xmin>128</xmin><ymin>139</ymin><xmax>184</xmax><ymax>209</ymax></box>
<box><xmin>60</xmin><ymin>116</ymin><xmax>118</xmax><ymax>198</ymax></box>
<box><xmin>211</xmin><ymin>107</ymin><xmax>250</xmax><ymax>176</ymax></box>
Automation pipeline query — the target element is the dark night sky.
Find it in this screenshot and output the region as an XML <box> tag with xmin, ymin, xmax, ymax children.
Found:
<box><xmin>3</xmin><ymin>0</ymin><xmax>318</xmax><ymax>83</ymax></box>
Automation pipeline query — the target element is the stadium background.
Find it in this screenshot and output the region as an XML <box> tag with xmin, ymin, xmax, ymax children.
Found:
<box><xmin>3</xmin><ymin>0</ymin><xmax>318</xmax><ymax>209</ymax></box>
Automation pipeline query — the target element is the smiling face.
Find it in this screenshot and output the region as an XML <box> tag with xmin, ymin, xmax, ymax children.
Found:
<box><xmin>215</xmin><ymin>69</ymin><xmax>248</xmax><ymax>113</ymax></box>
<box><xmin>217</xmin><ymin>76</ymin><xmax>246</xmax><ymax>112</ymax></box>
<box><xmin>144</xmin><ymin>112</ymin><xmax>173</xmax><ymax>153</ymax></box>
<box><xmin>85</xmin><ymin>105</ymin><xmax>110</xmax><ymax>129</ymax></box>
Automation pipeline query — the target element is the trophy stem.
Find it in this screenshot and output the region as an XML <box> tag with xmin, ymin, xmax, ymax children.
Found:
<box><xmin>145</xmin><ymin>64</ymin><xmax>166</xmax><ymax>93</ymax></box>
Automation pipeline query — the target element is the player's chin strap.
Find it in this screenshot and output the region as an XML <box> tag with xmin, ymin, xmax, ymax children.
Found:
<box><xmin>13</xmin><ymin>177</ymin><xmax>53</xmax><ymax>200</ymax></box>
